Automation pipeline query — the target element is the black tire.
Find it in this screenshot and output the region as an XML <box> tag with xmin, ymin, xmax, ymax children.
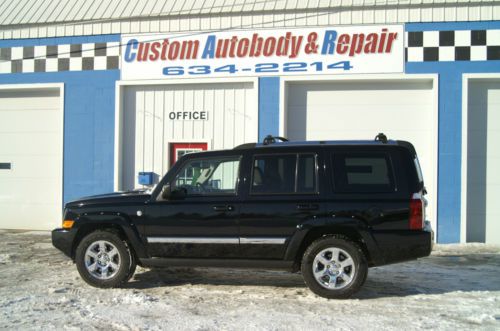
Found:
<box><xmin>75</xmin><ymin>230</ymin><xmax>136</xmax><ymax>288</ymax></box>
<box><xmin>301</xmin><ymin>237</ymin><xmax>368</xmax><ymax>299</ymax></box>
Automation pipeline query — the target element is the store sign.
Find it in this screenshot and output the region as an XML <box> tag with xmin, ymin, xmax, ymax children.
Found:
<box><xmin>168</xmin><ymin>111</ymin><xmax>208</xmax><ymax>121</ymax></box>
<box><xmin>121</xmin><ymin>25</ymin><xmax>404</xmax><ymax>80</ymax></box>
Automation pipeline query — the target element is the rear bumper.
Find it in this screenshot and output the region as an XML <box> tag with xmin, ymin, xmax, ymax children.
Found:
<box><xmin>52</xmin><ymin>228</ymin><xmax>76</xmax><ymax>259</ymax></box>
<box><xmin>371</xmin><ymin>224</ymin><xmax>433</xmax><ymax>266</ymax></box>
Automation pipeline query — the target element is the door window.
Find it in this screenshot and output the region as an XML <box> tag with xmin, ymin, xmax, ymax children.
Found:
<box><xmin>332</xmin><ymin>153</ymin><xmax>395</xmax><ymax>193</ymax></box>
<box><xmin>170</xmin><ymin>143</ymin><xmax>208</xmax><ymax>167</ymax></box>
<box><xmin>251</xmin><ymin>154</ymin><xmax>317</xmax><ymax>194</ymax></box>
<box><xmin>172</xmin><ymin>157</ymin><xmax>240</xmax><ymax>195</ymax></box>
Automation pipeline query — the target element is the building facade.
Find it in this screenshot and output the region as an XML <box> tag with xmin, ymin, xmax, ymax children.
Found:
<box><xmin>0</xmin><ymin>0</ymin><xmax>499</xmax><ymax>244</ymax></box>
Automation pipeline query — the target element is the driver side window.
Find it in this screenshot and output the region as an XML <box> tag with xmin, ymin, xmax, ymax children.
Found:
<box><xmin>172</xmin><ymin>157</ymin><xmax>240</xmax><ymax>195</ymax></box>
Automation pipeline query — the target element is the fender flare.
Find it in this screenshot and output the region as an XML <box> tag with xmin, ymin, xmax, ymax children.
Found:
<box><xmin>72</xmin><ymin>212</ymin><xmax>148</xmax><ymax>259</ymax></box>
<box><xmin>284</xmin><ymin>216</ymin><xmax>385</xmax><ymax>266</ymax></box>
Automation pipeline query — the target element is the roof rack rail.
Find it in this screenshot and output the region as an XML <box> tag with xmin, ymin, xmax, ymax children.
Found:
<box><xmin>233</xmin><ymin>143</ymin><xmax>256</xmax><ymax>150</ymax></box>
<box><xmin>374</xmin><ymin>133</ymin><xmax>388</xmax><ymax>144</ymax></box>
<box><xmin>262</xmin><ymin>135</ymin><xmax>289</xmax><ymax>145</ymax></box>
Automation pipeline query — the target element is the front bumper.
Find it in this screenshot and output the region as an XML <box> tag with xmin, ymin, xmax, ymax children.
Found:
<box><xmin>52</xmin><ymin>228</ymin><xmax>76</xmax><ymax>259</ymax></box>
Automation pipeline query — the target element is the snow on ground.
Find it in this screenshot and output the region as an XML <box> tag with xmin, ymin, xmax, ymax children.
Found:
<box><xmin>0</xmin><ymin>231</ymin><xmax>499</xmax><ymax>330</ymax></box>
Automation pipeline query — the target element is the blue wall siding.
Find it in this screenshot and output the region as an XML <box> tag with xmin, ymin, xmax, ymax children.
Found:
<box><xmin>0</xmin><ymin>34</ymin><xmax>121</xmax><ymax>204</ymax></box>
<box><xmin>258</xmin><ymin>77</ymin><xmax>280</xmax><ymax>141</ymax></box>
<box><xmin>0</xmin><ymin>70</ymin><xmax>120</xmax><ymax>204</ymax></box>
<box><xmin>406</xmin><ymin>21</ymin><xmax>500</xmax><ymax>243</ymax></box>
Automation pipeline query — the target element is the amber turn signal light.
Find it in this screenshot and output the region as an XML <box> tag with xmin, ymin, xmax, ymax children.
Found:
<box><xmin>62</xmin><ymin>220</ymin><xmax>74</xmax><ymax>229</ymax></box>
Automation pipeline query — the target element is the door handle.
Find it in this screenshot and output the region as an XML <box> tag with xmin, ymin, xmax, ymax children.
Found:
<box><xmin>296</xmin><ymin>204</ymin><xmax>319</xmax><ymax>211</ymax></box>
<box><xmin>213</xmin><ymin>205</ymin><xmax>234</xmax><ymax>212</ymax></box>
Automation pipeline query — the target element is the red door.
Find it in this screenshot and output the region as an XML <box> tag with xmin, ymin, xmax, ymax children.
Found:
<box><xmin>169</xmin><ymin>142</ymin><xmax>208</xmax><ymax>167</ymax></box>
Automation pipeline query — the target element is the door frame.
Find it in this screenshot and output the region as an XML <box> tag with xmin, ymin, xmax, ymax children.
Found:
<box><xmin>460</xmin><ymin>73</ymin><xmax>500</xmax><ymax>243</ymax></box>
<box><xmin>279</xmin><ymin>74</ymin><xmax>439</xmax><ymax>239</ymax></box>
<box><xmin>169</xmin><ymin>141</ymin><xmax>209</xmax><ymax>167</ymax></box>
<box><xmin>114</xmin><ymin>77</ymin><xmax>259</xmax><ymax>191</ymax></box>
<box><xmin>0</xmin><ymin>82</ymin><xmax>65</xmax><ymax>228</ymax></box>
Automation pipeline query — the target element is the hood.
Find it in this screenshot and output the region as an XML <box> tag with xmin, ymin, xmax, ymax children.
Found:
<box><xmin>65</xmin><ymin>189</ymin><xmax>152</xmax><ymax>208</ymax></box>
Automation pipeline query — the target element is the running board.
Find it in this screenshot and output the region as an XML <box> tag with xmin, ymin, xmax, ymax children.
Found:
<box><xmin>139</xmin><ymin>258</ymin><xmax>295</xmax><ymax>270</ymax></box>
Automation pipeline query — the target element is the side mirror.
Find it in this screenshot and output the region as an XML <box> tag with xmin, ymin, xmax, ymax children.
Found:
<box><xmin>160</xmin><ymin>184</ymin><xmax>187</xmax><ymax>201</ymax></box>
<box><xmin>160</xmin><ymin>184</ymin><xmax>172</xmax><ymax>200</ymax></box>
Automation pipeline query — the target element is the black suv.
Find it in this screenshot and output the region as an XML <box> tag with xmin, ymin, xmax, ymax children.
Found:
<box><xmin>52</xmin><ymin>135</ymin><xmax>432</xmax><ymax>299</ymax></box>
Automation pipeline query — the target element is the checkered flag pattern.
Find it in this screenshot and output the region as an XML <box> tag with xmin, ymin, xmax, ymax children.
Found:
<box><xmin>0</xmin><ymin>42</ymin><xmax>120</xmax><ymax>74</ymax></box>
<box><xmin>406</xmin><ymin>29</ymin><xmax>500</xmax><ymax>62</ymax></box>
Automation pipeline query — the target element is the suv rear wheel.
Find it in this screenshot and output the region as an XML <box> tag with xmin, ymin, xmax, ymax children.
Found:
<box><xmin>301</xmin><ymin>237</ymin><xmax>367</xmax><ymax>299</ymax></box>
<box><xmin>75</xmin><ymin>230</ymin><xmax>136</xmax><ymax>288</ymax></box>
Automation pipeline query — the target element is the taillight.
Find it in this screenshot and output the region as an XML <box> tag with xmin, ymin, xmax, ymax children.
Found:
<box><xmin>409</xmin><ymin>193</ymin><xmax>424</xmax><ymax>230</ymax></box>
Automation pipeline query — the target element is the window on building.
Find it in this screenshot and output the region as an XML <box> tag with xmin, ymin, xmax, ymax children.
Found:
<box><xmin>332</xmin><ymin>153</ymin><xmax>395</xmax><ymax>193</ymax></box>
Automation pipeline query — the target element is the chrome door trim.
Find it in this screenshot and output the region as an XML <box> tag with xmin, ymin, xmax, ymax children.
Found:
<box><xmin>147</xmin><ymin>237</ymin><xmax>239</xmax><ymax>244</ymax></box>
<box><xmin>239</xmin><ymin>237</ymin><xmax>287</xmax><ymax>244</ymax></box>
<box><xmin>147</xmin><ymin>237</ymin><xmax>287</xmax><ymax>244</ymax></box>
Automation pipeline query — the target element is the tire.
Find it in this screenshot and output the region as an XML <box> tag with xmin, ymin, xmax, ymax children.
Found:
<box><xmin>75</xmin><ymin>230</ymin><xmax>136</xmax><ymax>288</ymax></box>
<box><xmin>301</xmin><ymin>236</ymin><xmax>368</xmax><ymax>299</ymax></box>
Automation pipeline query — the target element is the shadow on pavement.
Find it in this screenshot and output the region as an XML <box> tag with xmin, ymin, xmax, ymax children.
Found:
<box><xmin>124</xmin><ymin>253</ymin><xmax>500</xmax><ymax>299</ymax></box>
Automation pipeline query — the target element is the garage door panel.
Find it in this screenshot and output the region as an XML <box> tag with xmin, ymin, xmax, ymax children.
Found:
<box><xmin>0</xmin><ymin>155</ymin><xmax>60</xmax><ymax>178</ymax></box>
<box><xmin>286</xmin><ymin>79</ymin><xmax>436</xmax><ymax>230</ymax></box>
<box><xmin>0</xmin><ymin>132</ymin><xmax>60</xmax><ymax>155</ymax></box>
<box><xmin>0</xmin><ymin>108</ymin><xmax>59</xmax><ymax>132</ymax></box>
<box><xmin>304</xmin><ymin>92</ymin><xmax>433</xmax><ymax>108</ymax></box>
<box><xmin>0</xmin><ymin>178</ymin><xmax>61</xmax><ymax>204</ymax></box>
<box><xmin>0</xmin><ymin>87</ymin><xmax>62</xmax><ymax>230</ymax></box>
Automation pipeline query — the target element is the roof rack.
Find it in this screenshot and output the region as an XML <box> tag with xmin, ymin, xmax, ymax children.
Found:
<box><xmin>374</xmin><ymin>133</ymin><xmax>388</xmax><ymax>144</ymax></box>
<box><xmin>262</xmin><ymin>135</ymin><xmax>289</xmax><ymax>145</ymax></box>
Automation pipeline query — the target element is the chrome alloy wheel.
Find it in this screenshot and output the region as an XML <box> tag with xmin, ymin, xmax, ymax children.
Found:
<box><xmin>312</xmin><ymin>247</ymin><xmax>356</xmax><ymax>290</ymax></box>
<box><xmin>84</xmin><ymin>240</ymin><xmax>121</xmax><ymax>280</ymax></box>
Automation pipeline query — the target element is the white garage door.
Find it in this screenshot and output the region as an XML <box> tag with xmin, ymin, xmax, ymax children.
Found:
<box><xmin>0</xmin><ymin>87</ymin><xmax>62</xmax><ymax>230</ymax></box>
<box><xmin>286</xmin><ymin>79</ymin><xmax>437</xmax><ymax>230</ymax></box>
<box><xmin>120</xmin><ymin>82</ymin><xmax>257</xmax><ymax>190</ymax></box>
<box><xmin>466</xmin><ymin>79</ymin><xmax>500</xmax><ymax>244</ymax></box>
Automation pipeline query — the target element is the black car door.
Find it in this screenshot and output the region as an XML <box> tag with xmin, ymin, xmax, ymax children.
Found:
<box><xmin>142</xmin><ymin>154</ymin><xmax>242</xmax><ymax>258</ymax></box>
<box><xmin>238</xmin><ymin>148</ymin><xmax>325</xmax><ymax>259</ymax></box>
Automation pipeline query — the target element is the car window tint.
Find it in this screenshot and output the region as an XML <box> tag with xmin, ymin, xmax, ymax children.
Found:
<box><xmin>332</xmin><ymin>153</ymin><xmax>395</xmax><ymax>193</ymax></box>
<box><xmin>251</xmin><ymin>155</ymin><xmax>296</xmax><ymax>194</ymax></box>
<box><xmin>173</xmin><ymin>157</ymin><xmax>240</xmax><ymax>195</ymax></box>
<box><xmin>297</xmin><ymin>155</ymin><xmax>316</xmax><ymax>193</ymax></box>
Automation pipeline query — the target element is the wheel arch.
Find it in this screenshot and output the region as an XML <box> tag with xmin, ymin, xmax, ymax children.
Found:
<box><xmin>71</xmin><ymin>213</ymin><xmax>147</xmax><ymax>262</ymax></box>
<box><xmin>288</xmin><ymin>225</ymin><xmax>381</xmax><ymax>271</ymax></box>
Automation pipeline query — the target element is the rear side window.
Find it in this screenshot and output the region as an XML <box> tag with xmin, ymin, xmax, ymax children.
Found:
<box><xmin>332</xmin><ymin>152</ymin><xmax>395</xmax><ymax>193</ymax></box>
<box><xmin>251</xmin><ymin>154</ymin><xmax>317</xmax><ymax>194</ymax></box>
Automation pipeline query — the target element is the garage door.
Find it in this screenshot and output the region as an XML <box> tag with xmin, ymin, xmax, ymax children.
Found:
<box><xmin>466</xmin><ymin>79</ymin><xmax>500</xmax><ymax>244</ymax></box>
<box><xmin>120</xmin><ymin>82</ymin><xmax>257</xmax><ymax>190</ymax></box>
<box><xmin>0</xmin><ymin>87</ymin><xmax>62</xmax><ymax>230</ymax></box>
<box><xmin>286</xmin><ymin>79</ymin><xmax>437</xmax><ymax>230</ymax></box>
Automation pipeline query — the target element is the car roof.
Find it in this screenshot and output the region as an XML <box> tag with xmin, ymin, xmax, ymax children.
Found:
<box><xmin>233</xmin><ymin>139</ymin><xmax>399</xmax><ymax>150</ymax></box>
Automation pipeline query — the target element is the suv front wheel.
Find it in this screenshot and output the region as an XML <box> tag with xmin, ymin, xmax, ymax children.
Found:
<box><xmin>75</xmin><ymin>230</ymin><xmax>136</xmax><ymax>288</ymax></box>
<box><xmin>301</xmin><ymin>237</ymin><xmax>367</xmax><ymax>299</ymax></box>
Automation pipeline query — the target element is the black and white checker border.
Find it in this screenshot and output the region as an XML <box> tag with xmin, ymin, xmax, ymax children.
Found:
<box><xmin>0</xmin><ymin>42</ymin><xmax>120</xmax><ymax>74</ymax></box>
<box><xmin>406</xmin><ymin>29</ymin><xmax>500</xmax><ymax>62</ymax></box>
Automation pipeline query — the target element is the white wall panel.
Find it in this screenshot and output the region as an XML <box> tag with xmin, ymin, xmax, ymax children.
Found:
<box><xmin>120</xmin><ymin>81</ymin><xmax>257</xmax><ymax>190</ymax></box>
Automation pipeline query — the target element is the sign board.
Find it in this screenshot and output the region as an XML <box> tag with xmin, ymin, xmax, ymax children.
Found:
<box><xmin>121</xmin><ymin>25</ymin><xmax>404</xmax><ymax>80</ymax></box>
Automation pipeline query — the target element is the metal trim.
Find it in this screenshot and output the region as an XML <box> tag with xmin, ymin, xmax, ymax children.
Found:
<box><xmin>240</xmin><ymin>237</ymin><xmax>287</xmax><ymax>245</ymax></box>
<box><xmin>147</xmin><ymin>237</ymin><xmax>287</xmax><ymax>244</ymax></box>
<box><xmin>147</xmin><ymin>237</ymin><xmax>239</xmax><ymax>244</ymax></box>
